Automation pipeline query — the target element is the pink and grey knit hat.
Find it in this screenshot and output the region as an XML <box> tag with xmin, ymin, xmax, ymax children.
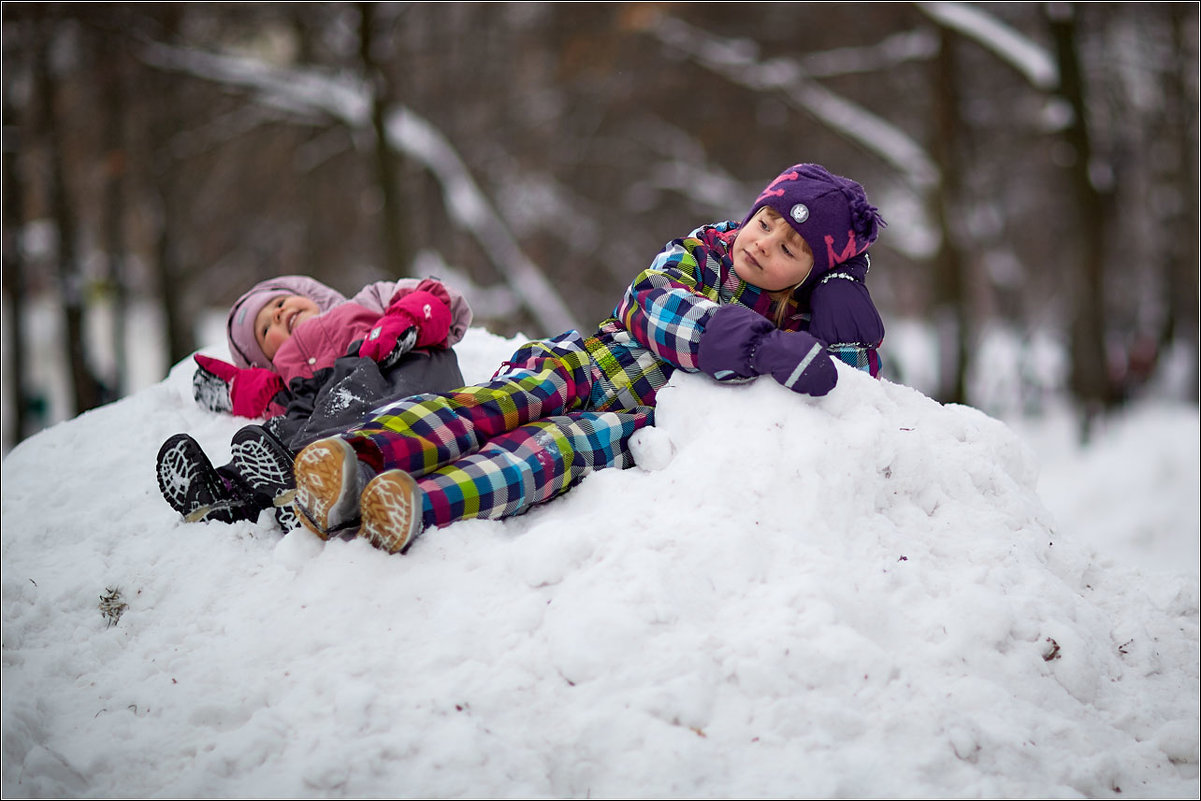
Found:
<box><xmin>226</xmin><ymin>275</ymin><xmax>347</xmax><ymax>368</ymax></box>
<box><xmin>742</xmin><ymin>163</ymin><xmax>886</xmax><ymax>276</ymax></box>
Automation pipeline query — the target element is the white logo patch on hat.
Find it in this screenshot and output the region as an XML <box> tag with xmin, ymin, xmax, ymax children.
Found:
<box><xmin>790</xmin><ymin>203</ymin><xmax>809</xmax><ymax>224</ymax></box>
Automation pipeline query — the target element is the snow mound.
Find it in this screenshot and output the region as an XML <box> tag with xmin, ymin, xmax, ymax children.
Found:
<box><xmin>2</xmin><ymin>329</ymin><xmax>1197</xmax><ymax>798</ymax></box>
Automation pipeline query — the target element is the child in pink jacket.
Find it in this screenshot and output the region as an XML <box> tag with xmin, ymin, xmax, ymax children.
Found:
<box><xmin>156</xmin><ymin>274</ymin><xmax>473</xmax><ymax>530</ymax></box>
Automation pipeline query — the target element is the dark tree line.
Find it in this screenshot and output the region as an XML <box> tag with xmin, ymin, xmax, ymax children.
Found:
<box><xmin>2</xmin><ymin>2</ymin><xmax>1197</xmax><ymax>449</ymax></box>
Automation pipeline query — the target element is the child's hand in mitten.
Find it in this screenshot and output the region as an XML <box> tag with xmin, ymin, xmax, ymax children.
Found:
<box><xmin>807</xmin><ymin>273</ymin><xmax>884</xmax><ymax>351</ymax></box>
<box><xmin>397</xmin><ymin>287</ymin><xmax>453</xmax><ymax>347</ymax></box>
<box><xmin>751</xmin><ymin>329</ymin><xmax>838</xmax><ymax>397</ymax></box>
<box><xmin>405</xmin><ymin>279</ymin><xmax>453</xmax><ymax>312</ymax></box>
<box><xmin>193</xmin><ymin>357</ymin><xmax>233</xmax><ymax>413</ymax></box>
<box><xmin>192</xmin><ymin>355</ymin><xmax>285</xmax><ymax>418</ymax></box>
<box><xmin>698</xmin><ymin>305</ymin><xmax>837</xmax><ymax>396</ymax></box>
<box><xmin>358</xmin><ymin>318</ymin><xmax>419</xmax><ymax>368</ymax></box>
<box><xmin>389</xmin><ymin>282</ymin><xmax>453</xmax><ymax>345</ymax></box>
<box><xmin>373</xmin><ymin>286</ymin><xmax>453</xmax><ymax>351</ymax></box>
<box><xmin>698</xmin><ymin>304</ymin><xmax>774</xmax><ymax>380</ymax></box>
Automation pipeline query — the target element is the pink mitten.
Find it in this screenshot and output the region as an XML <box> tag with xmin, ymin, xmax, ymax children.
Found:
<box><xmin>359</xmin><ymin>314</ymin><xmax>418</xmax><ymax>363</ymax></box>
<box><xmin>389</xmin><ymin>279</ymin><xmax>452</xmax><ymax>312</ymax></box>
<box><xmin>193</xmin><ymin>354</ymin><xmax>285</xmax><ymax>418</ymax></box>
<box><xmin>385</xmin><ymin>289</ymin><xmax>453</xmax><ymax>348</ymax></box>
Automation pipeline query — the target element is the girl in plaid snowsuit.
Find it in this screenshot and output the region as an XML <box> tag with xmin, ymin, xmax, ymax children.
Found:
<box><xmin>292</xmin><ymin>163</ymin><xmax>887</xmax><ymax>554</ymax></box>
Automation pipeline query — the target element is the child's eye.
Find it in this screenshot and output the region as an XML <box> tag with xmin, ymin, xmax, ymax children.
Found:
<box><xmin>782</xmin><ymin>244</ymin><xmax>793</xmax><ymax>257</ymax></box>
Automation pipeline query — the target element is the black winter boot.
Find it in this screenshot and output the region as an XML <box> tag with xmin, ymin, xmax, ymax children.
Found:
<box><xmin>156</xmin><ymin>434</ymin><xmax>261</xmax><ymax>524</ymax></box>
<box><xmin>230</xmin><ymin>425</ymin><xmax>299</xmax><ymax>531</ymax></box>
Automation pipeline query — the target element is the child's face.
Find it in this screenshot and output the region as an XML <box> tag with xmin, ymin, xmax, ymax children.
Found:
<box><xmin>255</xmin><ymin>295</ymin><xmax>320</xmax><ymax>360</ymax></box>
<box><xmin>732</xmin><ymin>207</ymin><xmax>814</xmax><ymax>292</ymax></box>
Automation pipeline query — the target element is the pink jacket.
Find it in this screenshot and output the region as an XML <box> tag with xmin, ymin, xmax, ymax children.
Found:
<box><xmin>271</xmin><ymin>279</ymin><xmax>473</xmax><ymax>385</ymax></box>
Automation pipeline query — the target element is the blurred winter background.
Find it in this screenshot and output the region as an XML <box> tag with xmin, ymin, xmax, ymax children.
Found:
<box><xmin>2</xmin><ymin>2</ymin><xmax>1197</xmax><ymax>450</ymax></box>
<box><xmin>0</xmin><ymin>0</ymin><xmax>1196</xmax><ymax>585</ymax></box>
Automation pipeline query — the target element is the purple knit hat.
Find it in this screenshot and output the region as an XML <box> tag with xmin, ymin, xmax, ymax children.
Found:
<box><xmin>742</xmin><ymin>163</ymin><xmax>886</xmax><ymax>276</ymax></box>
<box><xmin>226</xmin><ymin>275</ymin><xmax>347</xmax><ymax>368</ymax></box>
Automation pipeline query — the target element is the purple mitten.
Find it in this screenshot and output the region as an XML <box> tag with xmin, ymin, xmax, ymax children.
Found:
<box><xmin>697</xmin><ymin>304</ymin><xmax>775</xmax><ymax>380</ymax></box>
<box><xmin>808</xmin><ymin>275</ymin><xmax>884</xmax><ymax>348</ymax></box>
<box><xmin>752</xmin><ymin>329</ymin><xmax>838</xmax><ymax>396</ymax></box>
<box><xmin>699</xmin><ymin>304</ymin><xmax>838</xmax><ymax>395</ymax></box>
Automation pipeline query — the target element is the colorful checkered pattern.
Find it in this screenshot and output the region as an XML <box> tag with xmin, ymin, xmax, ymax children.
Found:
<box><xmin>414</xmin><ymin>410</ymin><xmax>650</xmax><ymax>528</ymax></box>
<box><xmin>341</xmin><ymin>334</ymin><xmax>653</xmax><ymax>526</ymax></box>
<box><xmin>345</xmin><ymin>342</ymin><xmax>595</xmax><ymax>477</ymax></box>
<box><xmin>602</xmin><ymin>223</ymin><xmax>772</xmax><ymax>374</ymax></box>
<box><xmin>827</xmin><ymin>344</ymin><xmax>881</xmax><ymax>377</ymax></box>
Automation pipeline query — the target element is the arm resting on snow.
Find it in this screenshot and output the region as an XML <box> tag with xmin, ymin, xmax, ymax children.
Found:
<box><xmin>697</xmin><ymin>305</ymin><xmax>837</xmax><ymax>396</ymax></box>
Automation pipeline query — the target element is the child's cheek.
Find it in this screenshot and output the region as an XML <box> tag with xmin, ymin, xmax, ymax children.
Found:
<box><xmin>268</xmin><ymin>329</ymin><xmax>290</xmax><ymax>355</ymax></box>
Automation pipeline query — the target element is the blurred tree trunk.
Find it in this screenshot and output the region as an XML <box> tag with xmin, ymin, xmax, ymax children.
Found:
<box><xmin>1047</xmin><ymin>5</ymin><xmax>1116</xmax><ymax>434</ymax></box>
<box><xmin>1163</xmin><ymin>4</ymin><xmax>1200</xmax><ymax>400</ymax></box>
<box><xmin>98</xmin><ymin>28</ymin><xmax>130</xmax><ymax>395</ymax></box>
<box><xmin>289</xmin><ymin>8</ymin><xmax>323</xmax><ymax>280</ymax></box>
<box><xmin>359</xmin><ymin>2</ymin><xmax>408</xmax><ymax>277</ymax></box>
<box><xmin>153</xmin><ymin>169</ymin><xmax>194</xmax><ymax>366</ymax></box>
<box><xmin>2</xmin><ymin>43</ymin><xmax>30</xmax><ymax>444</ymax></box>
<box><xmin>929</xmin><ymin>26</ymin><xmax>970</xmax><ymax>406</ymax></box>
<box><xmin>147</xmin><ymin>6</ymin><xmax>196</xmax><ymax>367</ymax></box>
<box><xmin>33</xmin><ymin>13</ymin><xmax>108</xmax><ymax>415</ymax></box>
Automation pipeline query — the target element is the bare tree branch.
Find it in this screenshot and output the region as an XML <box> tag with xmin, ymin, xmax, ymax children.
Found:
<box><xmin>142</xmin><ymin>42</ymin><xmax>580</xmax><ymax>335</ymax></box>
<box><xmin>650</xmin><ymin>16</ymin><xmax>939</xmax><ymax>193</ymax></box>
<box><xmin>916</xmin><ymin>2</ymin><xmax>1058</xmax><ymax>90</ymax></box>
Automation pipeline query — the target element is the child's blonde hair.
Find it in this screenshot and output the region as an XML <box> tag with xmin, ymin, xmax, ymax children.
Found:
<box><xmin>768</xmin><ymin>288</ymin><xmax>797</xmax><ymax>328</ymax></box>
<box><xmin>756</xmin><ymin>209</ymin><xmax>813</xmax><ymax>328</ymax></box>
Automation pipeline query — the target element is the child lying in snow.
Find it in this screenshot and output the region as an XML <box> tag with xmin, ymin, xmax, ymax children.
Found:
<box><xmin>155</xmin><ymin>274</ymin><xmax>473</xmax><ymax>529</ymax></box>
<box><xmin>289</xmin><ymin>162</ymin><xmax>887</xmax><ymax>554</ymax></box>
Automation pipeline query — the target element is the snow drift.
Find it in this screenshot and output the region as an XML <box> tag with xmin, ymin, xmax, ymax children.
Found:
<box><xmin>2</xmin><ymin>329</ymin><xmax>1197</xmax><ymax>798</ymax></box>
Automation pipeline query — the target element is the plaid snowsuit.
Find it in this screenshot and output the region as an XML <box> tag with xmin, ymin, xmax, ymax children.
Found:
<box><xmin>342</xmin><ymin>221</ymin><xmax>880</xmax><ymax>530</ymax></box>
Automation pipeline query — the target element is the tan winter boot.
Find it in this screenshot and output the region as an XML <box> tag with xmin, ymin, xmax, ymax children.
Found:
<box><xmin>292</xmin><ymin>437</ymin><xmax>363</xmax><ymax>539</ymax></box>
<box><xmin>359</xmin><ymin>470</ymin><xmax>424</xmax><ymax>554</ymax></box>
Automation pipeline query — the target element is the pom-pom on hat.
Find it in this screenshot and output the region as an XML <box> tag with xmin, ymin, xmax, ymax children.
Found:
<box><xmin>742</xmin><ymin>163</ymin><xmax>886</xmax><ymax>276</ymax></box>
<box><xmin>226</xmin><ymin>275</ymin><xmax>346</xmax><ymax>369</ymax></box>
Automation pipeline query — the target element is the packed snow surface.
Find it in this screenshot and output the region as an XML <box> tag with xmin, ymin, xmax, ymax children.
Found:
<box><xmin>2</xmin><ymin>329</ymin><xmax>1198</xmax><ymax>798</ymax></box>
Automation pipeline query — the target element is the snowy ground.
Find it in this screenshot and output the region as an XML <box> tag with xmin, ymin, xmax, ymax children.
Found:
<box><xmin>2</xmin><ymin>327</ymin><xmax>1198</xmax><ymax>798</ymax></box>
